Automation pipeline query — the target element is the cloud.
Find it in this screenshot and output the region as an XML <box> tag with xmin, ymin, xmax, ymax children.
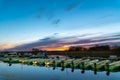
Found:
<box><xmin>0</xmin><ymin>44</ymin><xmax>16</xmax><ymax>51</ymax></box>
<box><xmin>52</xmin><ymin>19</ymin><xmax>61</xmax><ymax>25</ymax></box>
<box><xmin>65</xmin><ymin>3</ymin><xmax>80</xmax><ymax>12</ymax></box>
<box><xmin>4</xmin><ymin>32</ymin><xmax>120</xmax><ymax>51</ymax></box>
<box><xmin>64</xmin><ymin>0</ymin><xmax>88</xmax><ymax>12</ymax></box>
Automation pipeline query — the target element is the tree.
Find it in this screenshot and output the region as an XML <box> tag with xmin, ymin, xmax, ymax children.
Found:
<box><xmin>32</xmin><ymin>48</ymin><xmax>39</xmax><ymax>55</ymax></box>
<box><xmin>68</xmin><ymin>46</ymin><xmax>84</xmax><ymax>51</ymax></box>
<box><xmin>89</xmin><ymin>45</ymin><xmax>110</xmax><ymax>51</ymax></box>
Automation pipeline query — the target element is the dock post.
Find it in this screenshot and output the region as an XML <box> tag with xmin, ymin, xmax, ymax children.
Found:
<box><xmin>61</xmin><ymin>60</ymin><xmax>65</xmax><ymax>71</ymax></box>
<box><xmin>71</xmin><ymin>60</ymin><xmax>74</xmax><ymax>72</ymax></box>
<box><xmin>53</xmin><ymin>60</ymin><xmax>56</xmax><ymax>70</ymax></box>
<box><xmin>94</xmin><ymin>63</ymin><xmax>97</xmax><ymax>75</ymax></box>
<box><xmin>71</xmin><ymin>60</ymin><xmax>74</xmax><ymax>68</ymax></box>
<box><xmin>106</xmin><ymin>63</ymin><xmax>110</xmax><ymax>76</ymax></box>
<box><xmin>9</xmin><ymin>57</ymin><xmax>12</xmax><ymax>63</ymax></box>
<box><xmin>61</xmin><ymin>60</ymin><xmax>64</xmax><ymax>67</ymax></box>
<box><xmin>106</xmin><ymin>62</ymin><xmax>109</xmax><ymax>71</ymax></box>
<box><xmin>81</xmin><ymin>62</ymin><xmax>84</xmax><ymax>69</ymax></box>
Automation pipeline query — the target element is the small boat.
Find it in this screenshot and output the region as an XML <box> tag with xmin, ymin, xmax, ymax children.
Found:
<box><xmin>105</xmin><ymin>61</ymin><xmax>120</xmax><ymax>71</ymax></box>
<box><xmin>71</xmin><ymin>59</ymin><xmax>82</xmax><ymax>68</ymax></box>
<box><xmin>61</xmin><ymin>59</ymin><xmax>73</xmax><ymax>68</ymax></box>
<box><xmin>91</xmin><ymin>60</ymin><xmax>110</xmax><ymax>70</ymax></box>
<box><xmin>45</xmin><ymin>59</ymin><xmax>54</xmax><ymax>66</ymax></box>
<box><xmin>84</xmin><ymin>59</ymin><xmax>99</xmax><ymax>69</ymax></box>
<box><xmin>79</xmin><ymin>59</ymin><xmax>90</xmax><ymax>69</ymax></box>
<box><xmin>33</xmin><ymin>61</ymin><xmax>38</xmax><ymax>65</ymax></box>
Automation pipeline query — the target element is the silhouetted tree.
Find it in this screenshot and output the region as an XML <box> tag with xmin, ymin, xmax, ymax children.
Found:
<box><xmin>69</xmin><ymin>46</ymin><xmax>84</xmax><ymax>51</ymax></box>
<box><xmin>32</xmin><ymin>48</ymin><xmax>39</xmax><ymax>55</ymax></box>
<box><xmin>89</xmin><ymin>45</ymin><xmax>110</xmax><ymax>51</ymax></box>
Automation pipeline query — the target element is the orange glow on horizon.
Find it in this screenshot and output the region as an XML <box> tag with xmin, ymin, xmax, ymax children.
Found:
<box><xmin>43</xmin><ymin>46</ymin><xmax>69</xmax><ymax>51</ymax></box>
<box><xmin>0</xmin><ymin>44</ymin><xmax>16</xmax><ymax>50</ymax></box>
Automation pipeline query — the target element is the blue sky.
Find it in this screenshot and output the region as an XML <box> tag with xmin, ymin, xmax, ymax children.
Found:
<box><xmin>0</xmin><ymin>0</ymin><xmax>120</xmax><ymax>51</ymax></box>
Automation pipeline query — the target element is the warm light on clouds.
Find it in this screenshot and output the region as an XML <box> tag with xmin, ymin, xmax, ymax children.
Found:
<box><xmin>0</xmin><ymin>0</ymin><xmax>120</xmax><ymax>51</ymax></box>
<box><xmin>2</xmin><ymin>32</ymin><xmax>119</xmax><ymax>51</ymax></box>
<box><xmin>42</xmin><ymin>46</ymin><xmax>69</xmax><ymax>51</ymax></box>
<box><xmin>0</xmin><ymin>44</ymin><xmax>16</xmax><ymax>50</ymax></box>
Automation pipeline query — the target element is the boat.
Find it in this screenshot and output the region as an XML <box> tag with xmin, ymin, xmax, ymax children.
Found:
<box><xmin>105</xmin><ymin>61</ymin><xmax>120</xmax><ymax>71</ymax></box>
<box><xmin>84</xmin><ymin>59</ymin><xmax>99</xmax><ymax>69</ymax></box>
<box><xmin>71</xmin><ymin>59</ymin><xmax>82</xmax><ymax>68</ymax></box>
<box><xmin>61</xmin><ymin>59</ymin><xmax>74</xmax><ymax>68</ymax></box>
<box><xmin>91</xmin><ymin>60</ymin><xmax>110</xmax><ymax>70</ymax></box>
<box><xmin>79</xmin><ymin>59</ymin><xmax>90</xmax><ymax>69</ymax></box>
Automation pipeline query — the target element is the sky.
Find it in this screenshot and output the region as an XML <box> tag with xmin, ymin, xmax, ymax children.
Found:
<box><xmin>0</xmin><ymin>0</ymin><xmax>120</xmax><ymax>51</ymax></box>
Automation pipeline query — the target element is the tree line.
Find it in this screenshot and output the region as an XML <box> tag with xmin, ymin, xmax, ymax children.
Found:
<box><xmin>68</xmin><ymin>45</ymin><xmax>120</xmax><ymax>52</ymax></box>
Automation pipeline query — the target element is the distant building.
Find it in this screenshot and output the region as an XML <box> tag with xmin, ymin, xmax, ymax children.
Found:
<box><xmin>31</xmin><ymin>52</ymin><xmax>48</xmax><ymax>58</ymax></box>
<box><xmin>24</xmin><ymin>53</ymin><xmax>32</xmax><ymax>57</ymax></box>
<box><xmin>1</xmin><ymin>52</ymin><xmax>18</xmax><ymax>57</ymax></box>
<box><xmin>109</xmin><ymin>55</ymin><xmax>117</xmax><ymax>59</ymax></box>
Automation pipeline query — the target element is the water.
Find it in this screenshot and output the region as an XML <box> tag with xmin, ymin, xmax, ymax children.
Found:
<box><xmin>0</xmin><ymin>62</ymin><xmax>120</xmax><ymax>80</ymax></box>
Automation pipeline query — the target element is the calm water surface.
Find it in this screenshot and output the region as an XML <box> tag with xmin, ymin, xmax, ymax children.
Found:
<box><xmin>0</xmin><ymin>62</ymin><xmax>120</xmax><ymax>80</ymax></box>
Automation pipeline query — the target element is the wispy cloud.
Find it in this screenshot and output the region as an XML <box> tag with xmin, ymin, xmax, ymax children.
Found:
<box><xmin>65</xmin><ymin>3</ymin><xmax>80</xmax><ymax>12</ymax></box>
<box><xmin>3</xmin><ymin>32</ymin><xmax>120</xmax><ymax>51</ymax></box>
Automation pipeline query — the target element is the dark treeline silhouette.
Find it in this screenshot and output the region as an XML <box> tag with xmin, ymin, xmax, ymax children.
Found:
<box><xmin>1</xmin><ymin>45</ymin><xmax>120</xmax><ymax>58</ymax></box>
<box><xmin>48</xmin><ymin>45</ymin><xmax>120</xmax><ymax>58</ymax></box>
<box><xmin>89</xmin><ymin>45</ymin><xmax>110</xmax><ymax>51</ymax></box>
<box><xmin>32</xmin><ymin>48</ymin><xmax>40</xmax><ymax>55</ymax></box>
<box><xmin>69</xmin><ymin>46</ymin><xmax>86</xmax><ymax>51</ymax></box>
<box><xmin>68</xmin><ymin>45</ymin><xmax>120</xmax><ymax>51</ymax></box>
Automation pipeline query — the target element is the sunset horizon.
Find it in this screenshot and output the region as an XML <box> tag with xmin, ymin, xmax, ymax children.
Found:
<box><xmin>0</xmin><ymin>0</ymin><xmax>120</xmax><ymax>51</ymax></box>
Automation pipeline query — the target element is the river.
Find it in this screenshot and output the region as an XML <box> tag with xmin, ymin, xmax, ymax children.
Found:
<box><xmin>0</xmin><ymin>62</ymin><xmax>119</xmax><ymax>80</ymax></box>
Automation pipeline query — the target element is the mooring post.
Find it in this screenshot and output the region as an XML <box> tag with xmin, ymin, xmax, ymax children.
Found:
<box><xmin>53</xmin><ymin>60</ymin><xmax>56</xmax><ymax>70</ymax></box>
<box><xmin>71</xmin><ymin>60</ymin><xmax>74</xmax><ymax>68</ymax></box>
<box><xmin>53</xmin><ymin>60</ymin><xmax>55</xmax><ymax>66</ymax></box>
<box><xmin>81</xmin><ymin>62</ymin><xmax>84</xmax><ymax>69</ymax></box>
<box><xmin>106</xmin><ymin>62</ymin><xmax>110</xmax><ymax>76</ymax></box>
<box><xmin>61</xmin><ymin>60</ymin><xmax>65</xmax><ymax>71</ymax></box>
<box><xmin>94</xmin><ymin>63</ymin><xmax>97</xmax><ymax>75</ymax></box>
<box><xmin>71</xmin><ymin>60</ymin><xmax>74</xmax><ymax>72</ymax></box>
<box><xmin>61</xmin><ymin>60</ymin><xmax>64</xmax><ymax>67</ymax></box>
<box><xmin>106</xmin><ymin>62</ymin><xmax>109</xmax><ymax>71</ymax></box>
<box><xmin>94</xmin><ymin>63</ymin><xmax>96</xmax><ymax>68</ymax></box>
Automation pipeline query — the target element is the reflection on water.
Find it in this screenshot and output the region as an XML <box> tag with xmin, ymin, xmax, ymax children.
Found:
<box><xmin>8</xmin><ymin>62</ymin><xmax>12</xmax><ymax>66</ymax></box>
<box><xmin>71</xmin><ymin>67</ymin><xmax>74</xmax><ymax>72</ymax></box>
<box><xmin>106</xmin><ymin>70</ymin><xmax>110</xmax><ymax>76</ymax></box>
<box><xmin>81</xmin><ymin>68</ymin><xmax>85</xmax><ymax>74</ymax></box>
<box><xmin>0</xmin><ymin>62</ymin><xmax>119</xmax><ymax>80</ymax></box>
<box><xmin>61</xmin><ymin>66</ymin><xmax>65</xmax><ymax>71</ymax></box>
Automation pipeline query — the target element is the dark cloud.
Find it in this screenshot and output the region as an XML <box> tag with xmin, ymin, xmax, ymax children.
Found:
<box><xmin>52</xmin><ymin>19</ymin><xmax>61</xmax><ymax>25</ymax></box>
<box><xmin>7</xmin><ymin>32</ymin><xmax>120</xmax><ymax>51</ymax></box>
<box><xmin>65</xmin><ymin>3</ymin><xmax>80</xmax><ymax>12</ymax></box>
<box><xmin>64</xmin><ymin>0</ymin><xmax>88</xmax><ymax>12</ymax></box>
